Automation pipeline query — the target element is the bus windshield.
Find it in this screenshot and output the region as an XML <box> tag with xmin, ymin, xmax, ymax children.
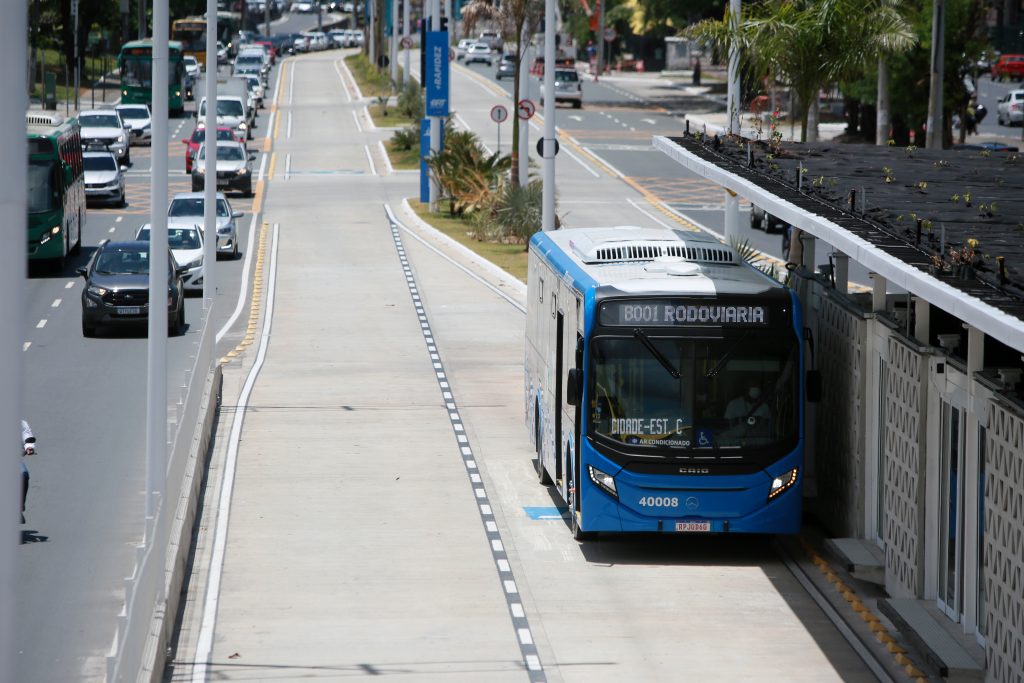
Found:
<box><xmin>28</xmin><ymin>160</ymin><xmax>59</xmax><ymax>214</ymax></box>
<box><xmin>589</xmin><ymin>334</ymin><xmax>798</xmax><ymax>451</ymax></box>
<box><xmin>120</xmin><ymin>55</ymin><xmax>179</xmax><ymax>87</ymax></box>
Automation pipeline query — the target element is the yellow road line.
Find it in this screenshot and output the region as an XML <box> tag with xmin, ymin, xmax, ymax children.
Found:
<box><xmin>273</xmin><ymin>109</ymin><xmax>282</xmax><ymax>140</ymax></box>
<box><xmin>267</xmin><ymin>152</ymin><xmax>277</xmax><ymax>181</ymax></box>
<box><xmin>220</xmin><ymin>221</ymin><xmax>271</xmax><ymax>365</ymax></box>
<box><xmin>252</xmin><ymin>179</ymin><xmax>265</xmax><ymax>215</ymax></box>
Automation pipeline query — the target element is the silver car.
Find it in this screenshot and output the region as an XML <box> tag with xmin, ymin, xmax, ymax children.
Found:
<box><xmin>191</xmin><ymin>140</ymin><xmax>256</xmax><ymax>196</ymax></box>
<box><xmin>167</xmin><ymin>192</ymin><xmax>244</xmax><ymax>260</ymax></box>
<box><xmin>464</xmin><ymin>43</ymin><xmax>493</xmax><ymax>66</ymax></box>
<box><xmin>79</xmin><ymin>108</ymin><xmax>131</xmax><ymax>163</ymax></box>
<box><xmin>540</xmin><ymin>68</ymin><xmax>583</xmax><ymax>109</ymax></box>
<box><xmin>83</xmin><ymin>150</ymin><xmax>126</xmax><ymax>206</ymax></box>
<box><xmin>115</xmin><ymin>104</ymin><xmax>152</xmax><ymax>145</ymax></box>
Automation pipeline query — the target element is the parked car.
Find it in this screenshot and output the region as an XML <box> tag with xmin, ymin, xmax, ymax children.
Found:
<box><xmin>191</xmin><ymin>140</ymin><xmax>256</xmax><ymax>196</ymax></box>
<box><xmin>539</xmin><ymin>68</ymin><xmax>583</xmax><ymax>108</ymax></box>
<box><xmin>77</xmin><ymin>240</ymin><xmax>187</xmax><ymax>337</ymax></box>
<box><xmin>291</xmin><ymin>0</ymin><xmax>314</xmax><ymax>12</ymax></box>
<box><xmin>182</xmin><ymin>126</ymin><xmax>242</xmax><ymax>174</ymax></box>
<box><xmin>83</xmin><ymin>149</ymin><xmax>127</xmax><ymax>207</ymax></box>
<box><xmin>996</xmin><ymin>89</ymin><xmax>1024</xmax><ymax>126</ymax></box>
<box><xmin>464</xmin><ymin>43</ymin><xmax>493</xmax><ymax>66</ymax></box>
<box><xmin>167</xmin><ymin>192</ymin><xmax>243</xmax><ymax>260</ymax></box>
<box><xmin>952</xmin><ymin>141</ymin><xmax>1020</xmax><ymax>152</ymax></box>
<box><xmin>79</xmin><ymin>108</ymin><xmax>131</xmax><ymax>164</ymax></box>
<box><xmin>749</xmin><ymin>205</ymin><xmax>787</xmax><ymax>234</ymax></box>
<box><xmin>495</xmin><ymin>53</ymin><xmax>516</xmax><ymax>80</ymax></box>
<box><xmin>135</xmin><ymin>223</ymin><xmax>205</xmax><ymax>293</ymax></box>
<box><xmin>991</xmin><ymin>54</ymin><xmax>1024</xmax><ymax>81</ymax></box>
<box><xmin>115</xmin><ymin>104</ymin><xmax>152</xmax><ymax>145</ymax></box>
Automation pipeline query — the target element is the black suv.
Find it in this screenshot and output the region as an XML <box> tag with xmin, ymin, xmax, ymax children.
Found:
<box><xmin>78</xmin><ymin>240</ymin><xmax>187</xmax><ymax>337</ymax></box>
<box><xmin>750</xmin><ymin>205</ymin><xmax>787</xmax><ymax>233</ymax></box>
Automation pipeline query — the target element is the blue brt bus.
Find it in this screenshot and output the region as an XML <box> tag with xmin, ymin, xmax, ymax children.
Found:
<box><xmin>525</xmin><ymin>226</ymin><xmax>815</xmax><ymax>540</ymax></box>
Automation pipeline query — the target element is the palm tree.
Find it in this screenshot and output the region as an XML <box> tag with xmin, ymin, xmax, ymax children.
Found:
<box><xmin>461</xmin><ymin>0</ymin><xmax>543</xmax><ymax>187</ymax></box>
<box><xmin>687</xmin><ymin>0</ymin><xmax>914</xmax><ymax>142</ymax></box>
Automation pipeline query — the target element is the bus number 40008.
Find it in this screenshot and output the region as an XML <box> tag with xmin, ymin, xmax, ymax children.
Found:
<box><xmin>638</xmin><ymin>496</ymin><xmax>679</xmax><ymax>508</ymax></box>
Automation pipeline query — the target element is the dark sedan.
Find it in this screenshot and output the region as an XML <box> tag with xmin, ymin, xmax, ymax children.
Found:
<box><xmin>78</xmin><ymin>240</ymin><xmax>187</xmax><ymax>337</ymax></box>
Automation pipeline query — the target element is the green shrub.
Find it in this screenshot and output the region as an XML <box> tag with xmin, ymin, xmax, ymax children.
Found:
<box><xmin>391</xmin><ymin>125</ymin><xmax>419</xmax><ymax>151</ymax></box>
<box><xmin>474</xmin><ymin>179</ymin><xmax>543</xmax><ymax>245</ymax></box>
<box><xmin>397</xmin><ymin>81</ymin><xmax>424</xmax><ymax>120</ymax></box>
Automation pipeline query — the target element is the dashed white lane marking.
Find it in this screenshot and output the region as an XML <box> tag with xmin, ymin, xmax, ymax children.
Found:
<box><xmin>36</xmin><ymin>319</ymin><xmax>47</xmax><ymax>329</ymax></box>
<box><xmin>65</xmin><ymin>281</ymin><xmax>75</xmax><ymax>289</ymax></box>
<box><xmin>51</xmin><ymin>299</ymin><xmax>61</xmax><ymax>308</ymax></box>
<box><xmin>384</xmin><ymin>205</ymin><xmax>546</xmax><ymax>683</ymax></box>
<box><xmin>23</xmin><ymin>342</ymin><xmax>31</xmax><ymax>352</ymax></box>
<box><xmin>109</xmin><ymin>227</ymin><xmax>116</xmax><ymax>233</ymax></box>
<box><xmin>351</xmin><ymin>108</ymin><xmax>363</xmax><ymax>133</ymax></box>
<box><xmin>288</xmin><ymin>61</ymin><xmax>295</xmax><ymax>105</ymax></box>
<box><xmin>115</xmin><ymin>216</ymin><xmax>123</xmax><ymax>222</ymax></box>
<box><xmin>257</xmin><ymin>151</ymin><xmax>268</xmax><ymax>182</ymax></box>
<box><xmin>286</xmin><ymin>111</ymin><xmax>292</xmax><ymax>138</ymax></box>
<box><xmin>284</xmin><ymin>153</ymin><xmax>291</xmax><ymax>180</ymax></box>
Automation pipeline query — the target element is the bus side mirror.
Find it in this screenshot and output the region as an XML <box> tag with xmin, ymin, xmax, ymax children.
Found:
<box><xmin>806</xmin><ymin>370</ymin><xmax>822</xmax><ymax>403</ymax></box>
<box><xmin>566</xmin><ymin>368</ymin><xmax>580</xmax><ymax>406</ymax></box>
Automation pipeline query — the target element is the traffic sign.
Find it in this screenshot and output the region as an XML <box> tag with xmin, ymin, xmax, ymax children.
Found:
<box><xmin>517</xmin><ymin>99</ymin><xmax>536</xmax><ymax>120</ymax></box>
<box><xmin>400</xmin><ymin>36</ymin><xmax>413</xmax><ymax>49</ymax></box>
<box><xmin>604</xmin><ymin>27</ymin><xmax>617</xmax><ymax>42</ymax></box>
<box><xmin>490</xmin><ymin>105</ymin><xmax>509</xmax><ymax>123</ymax></box>
<box><xmin>536</xmin><ymin>137</ymin><xmax>560</xmax><ymax>157</ymax></box>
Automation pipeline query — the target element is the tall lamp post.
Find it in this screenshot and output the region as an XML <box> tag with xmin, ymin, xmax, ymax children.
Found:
<box><xmin>541</xmin><ymin>0</ymin><xmax>555</xmax><ymax>230</ymax></box>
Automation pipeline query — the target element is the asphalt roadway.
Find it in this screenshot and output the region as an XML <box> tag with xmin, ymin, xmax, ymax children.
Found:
<box><xmin>163</xmin><ymin>49</ymin><xmax>894</xmax><ymax>682</ymax></box>
<box><xmin>15</xmin><ymin>12</ymin><xmax>333</xmax><ymax>679</ymax></box>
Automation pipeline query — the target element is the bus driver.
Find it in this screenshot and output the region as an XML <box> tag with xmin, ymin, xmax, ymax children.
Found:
<box><xmin>725</xmin><ymin>386</ymin><xmax>771</xmax><ymax>426</ymax></box>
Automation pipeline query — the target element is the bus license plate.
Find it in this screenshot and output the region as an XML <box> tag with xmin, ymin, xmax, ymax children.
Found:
<box><xmin>675</xmin><ymin>521</ymin><xmax>710</xmax><ymax>532</ymax></box>
<box><xmin>117</xmin><ymin>306</ymin><xmax>141</xmax><ymax>315</ymax></box>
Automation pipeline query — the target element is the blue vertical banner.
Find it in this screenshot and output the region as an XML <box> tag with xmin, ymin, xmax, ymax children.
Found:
<box><xmin>419</xmin><ymin>118</ymin><xmax>445</xmax><ymax>203</ymax></box>
<box><xmin>420</xmin><ymin>118</ymin><xmax>431</xmax><ymax>203</ymax></box>
<box><xmin>384</xmin><ymin>0</ymin><xmax>392</xmax><ymax>34</ymax></box>
<box><xmin>425</xmin><ymin>30</ymin><xmax>449</xmax><ymax>117</ymax></box>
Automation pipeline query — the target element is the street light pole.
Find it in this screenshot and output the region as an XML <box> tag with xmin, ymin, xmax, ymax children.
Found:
<box><xmin>204</xmin><ymin>0</ymin><xmax>218</xmax><ymax>309</ymax></box>
<box><xmin>428</xmin><ymin>0</ymin><xmax>440</xmax><ymax>210</ymax></box>
<box><xmin>518</xmin><ymin>34</ymin><xmax>529</xmax><ymax>188</ymax></box>
<box><xmin>390</xmin><ymin>0</ymin><xmax>398</xmax><ymax>84</ymax></box>
<box><xmin>541</xmin><ymin>0</ymin><xmax>555</xmax><ymax>230</ymax></box>
<box><xmin>724</xmin><ymin>0</ymin><xmax>741</xmax><ymax>245</ymax></box>
<box><xmin>146</xmin><ymin>0</ymin><xmax>170</xmax><ymax>543</ymax></box>
<box><xmin>595</xmin><ymin>0</ymin><xmax>603</xmax><ymax>80</ymax></box>
<box><xmin>0</xmin><ymin>3</ymin><xmax>28</xmax><ymax>678</ymax></box>
<box><xmin>73</xmin><ymin>0</ymin><xmax>80</xmax><ymax>111</ymax></box>
<box><xmin>402</xmin><ymin>0</ymin><xmax>410</xmax><ymax>85</ymax></box>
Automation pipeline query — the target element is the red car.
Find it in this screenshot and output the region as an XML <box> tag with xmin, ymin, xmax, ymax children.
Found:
<box><xmin>991</xmin><ymin>54</ymin><xmax>1024</xmax><ymax>81</ymax></box>
<box><xmin>182</xmin><ymin>126</ymin><xmax>242</xmax><ymax>173</ymax></box>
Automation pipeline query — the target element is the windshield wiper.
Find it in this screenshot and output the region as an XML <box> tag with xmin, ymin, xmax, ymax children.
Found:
<box><xmin>633</xmin><ymin>329</ymin><xmax>679</xmax><ymax>379</ymax></box>
<box><xmin>704</xmin><ymin>331</ymin><xmax>751</xmax><ymax>378</ymax></box>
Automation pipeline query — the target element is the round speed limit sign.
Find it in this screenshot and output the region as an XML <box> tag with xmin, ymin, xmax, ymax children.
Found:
<box><xmin>490</xmin><ymin>104</ymin><xmax>509</xmax><ymax>123</ymax></box>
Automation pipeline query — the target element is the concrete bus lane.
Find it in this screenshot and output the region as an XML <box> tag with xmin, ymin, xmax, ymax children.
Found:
<box><xmin>168</xmin><ymin>51</ymin><xmax>530</xmax><ymax>680</ymax></box>
<box><xmin>15</xmin><ymin>62</ymin><xmax>279</xmax><ymax>682</ymax></box>
<box><xmin>390</xmin><ymin>207</ymin><xmax>876</xmax><ymax>682</ymax></box>
<box><xmin>165</xmin><ymin>50</ymin><xmax>879</xmax><ymax>683</ymax></box>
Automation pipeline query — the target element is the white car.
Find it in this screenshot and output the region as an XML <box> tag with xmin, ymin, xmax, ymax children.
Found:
<box><xmin>292</xmin><ymin>1</ymin><xmax>314</xmax><ymax>12</ymax></box>
<box><xmin>455</xmin><ymin>38</ymin><xmax>475</xmax><ymax>61</ymax></box>
<box><xmin>198</xmin><ymin>96</ymin><xmax>250</xmax><ymax>141</ymax></box>
<box><xmin>79</xmin><ymin>108</ymin><xmax>131</xmax><ymax>163</ymax></box>
<box><xmin>83</xmin><ymin>150</ymin><xmax>126</xmax><ymax>206</ymax></box>
<box><xmin>191</xmin><ymin>140</ymin><xmax>255</xmax><ymax>197</ymax></box>
<box><xmin>135</xmin><ymin>223</ymin><xmax>205</xmax><ymax>292</ymax></box>
<box><xmin>996</xmin><ymin>89</ymin><xmax>1024</xmax><ymax>126</ymax></box>
<box><xmin>183</xmin><ymin>55</ymin><xmax>201</xmax><ymax>77</ymax></box>
<box><xmin>464</xmin><ymin>43</ymin><xmax>493</xmax><ymax>66</ymax></box>
<box><xmin>167</xmin><ymin>192</ymin><xmax>244</xmax><ymax>260</ymax></box>
<box><xmin>115</xmin><ymin>104</ymin><xmax>152</xmax><ymax>145</ymax></box>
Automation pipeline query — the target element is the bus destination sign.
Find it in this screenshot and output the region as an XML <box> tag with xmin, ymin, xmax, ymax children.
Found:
<box><xmin>600</xmin><ymin>299</ymin><xmax>770</xmax><ymax>328</ymax></box>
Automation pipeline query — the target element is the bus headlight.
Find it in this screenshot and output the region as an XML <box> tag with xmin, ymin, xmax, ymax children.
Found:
<box><xmin>588</xmin><ymin>465</ymin><xmax>618</xmax><ymax>498</ymax></box>
<box><xmin>768</xmin><ymin>468</ymin><xmax>799</xmax><ymax>501</ymax></box>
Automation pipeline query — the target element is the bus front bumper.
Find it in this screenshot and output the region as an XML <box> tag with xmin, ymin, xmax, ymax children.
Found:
<box><xmin>581</xmin><ymin>453</ymin><xmax>803</xmax><ymax>535</ymax></box>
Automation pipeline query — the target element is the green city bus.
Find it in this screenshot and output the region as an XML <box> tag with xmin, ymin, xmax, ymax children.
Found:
<box><xmin>118</xmin><ymin>39</ymin><xmax>188</xmax><ymax>115</ymax></box>
<box><xmin>27</xmin><ymin>111</ymin><xmax>85</xmax><ymax>264</ymax></box>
